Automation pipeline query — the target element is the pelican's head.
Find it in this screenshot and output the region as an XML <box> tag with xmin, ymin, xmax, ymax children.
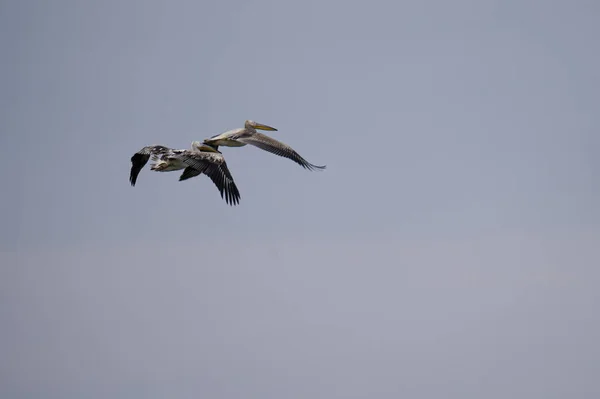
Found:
<box><xmin>245</xmin><ymin>120</ymin><xmax>278</xmax><ymax>132</ymax></box>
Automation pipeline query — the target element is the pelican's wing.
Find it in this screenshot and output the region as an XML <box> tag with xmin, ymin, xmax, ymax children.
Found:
<box><xmin>178</xmin><ymin>149</ymin><xmax>211</xmax><ymax>182</ymax></box>
<box><xmin>234</xmin><ymin>133</ymin><xmax>326</xmax><ymax>171</ymax></box>
<box><xmin>130</xmin><ymin>145</ymin><xmax>173</xmax><ymax>186</ymax></box>
<box><xmin>179</xmin><ymin>167</ymin><xmax>203</xmax><ymax>181</ymax></box>
<box><xmin>217</xmin><ymin>161</ymin><xmax>241</xmax><ymax>205</ymax></box>
<box><xmin>207</xmin><ymin>127</ymin><xmax>243</xmax><ymax>140</ymax></box>
<box><xmin>203</xmin><ymin>163</ymin><xmax>241</xmax><ymax>206</ymax></box>
<box><xmin>173</xmin><ymin>152</ymin><xmax>241</xmax><ymax>206</ymax></box>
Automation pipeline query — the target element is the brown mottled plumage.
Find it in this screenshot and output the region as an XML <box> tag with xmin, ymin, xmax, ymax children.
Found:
<box><xmin>129</xmin><ymin>142</ymin><xmax>240</xmax><ymax>206</ymax></box>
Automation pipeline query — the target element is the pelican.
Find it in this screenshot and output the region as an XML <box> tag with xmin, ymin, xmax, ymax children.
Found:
<box><xmin>129</xmin><ymin>141</ymin><xmax>241</xmax><ymax>206</ymax></box>
<box><xmin>203</xmin><ymin>120</ymin><xmax>326</xmax><ymax>171</ymax></box>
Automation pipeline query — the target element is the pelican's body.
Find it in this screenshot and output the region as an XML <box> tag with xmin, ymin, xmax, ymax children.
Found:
<box><xmin>205</xmin><ymin>129</ymin><xmax>247</xmax><ymax>148</ymax></box>
<box><xmin>150</xmin><ymin>157</ymin><xmax>187</xmax><ymax>172</ymax></box>
<box><xmin>149</xmin><ymin>142</ymin><xmax>221</xmax><ymax>174</ymax></box>
<box><xmin>204</xmin><ymin>120</ymin><xmax>326</xmax><ymax>171</ymax></box>
<box><xmin>129</xmin><ymin>141</ymin><xmax>240</xmax><ymax>205</ymax></box>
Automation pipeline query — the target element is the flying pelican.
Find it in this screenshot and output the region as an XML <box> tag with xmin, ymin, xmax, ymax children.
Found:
<box><xmin>203</xmin><ymin>120</ymin><xmax>326</xmax><ymax>171</ymax></box>
<box><xmin>129</xmin><ymin>141</ymin><xmax>241</xmax><ymax>206</ymax></box>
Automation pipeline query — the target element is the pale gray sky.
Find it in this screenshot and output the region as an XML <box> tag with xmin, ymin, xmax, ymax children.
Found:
<box><xmin>1</xmin><ymin>0</ymin><xmax>599</xmax><ymax>398</ymax></box>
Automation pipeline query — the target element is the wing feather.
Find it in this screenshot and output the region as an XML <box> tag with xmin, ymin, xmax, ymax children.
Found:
<box><xmin>204</xmin><ymin>163</ymin><xmax>241</xmax><ymax>206</ymax></box>
<box><xmin>235</xmin><ymin>133</ymin><xmax>326</xmax><ymax>171</ymax></box>
<box><xmin>179</xmin><ymin>167</ymin><xmax>203</xmax><ymax>181</ymax></box>
<box><xmin>129</xmin><ymin>145</ymin><xmax>173</xmax><ymax>186</ymax></box>
<box><xmin>172</xmin><ymin>151</ymin><xmax>241</xmax><ymax>206</ymax></box>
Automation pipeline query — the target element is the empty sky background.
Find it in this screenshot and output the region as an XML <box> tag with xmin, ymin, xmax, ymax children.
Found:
<box><xmin>1</xmin><ymin>0</ymin><xmax>599</xmax><ymax>398</ymax></box>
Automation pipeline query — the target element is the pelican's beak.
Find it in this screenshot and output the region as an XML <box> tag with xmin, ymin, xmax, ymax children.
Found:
<box><xmin>196</xmin><ymin>143</ymin><xmax>219</xmax><ymax>153</ymax></box>
<box><xmin>253</xmin><ymin>123</ymin><xmax>278</xmax><ymax>131</ymax></box>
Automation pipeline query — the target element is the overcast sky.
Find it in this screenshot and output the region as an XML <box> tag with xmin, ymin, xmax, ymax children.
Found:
<box><xmin>1</xmin><ymin>0</ymin><xmax>599</xmax><ymax>398</ymax></box>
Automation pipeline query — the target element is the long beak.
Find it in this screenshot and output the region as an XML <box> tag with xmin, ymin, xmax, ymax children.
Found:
<box><xmin>195</xmin><ymin>143</ymin><xmax>220</xmax><ymax>153</ymax></box>
<box><xmin>254</xmin><ymin>123</ymin><xmax>278</xmax><ymax>132</ymax></box>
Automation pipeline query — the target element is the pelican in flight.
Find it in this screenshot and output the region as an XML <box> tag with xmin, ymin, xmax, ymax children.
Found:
<box><xmin>129</xmin><ymin>141</ymin><xmax>241</xmax><ymax>206</ymax></box>
<box><xmin>203</xmin><ymin>120</ymin><xmax>326</xmax><ymax>171</ymax></box>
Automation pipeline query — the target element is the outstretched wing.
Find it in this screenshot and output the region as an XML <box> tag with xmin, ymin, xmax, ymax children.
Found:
<box><xmin>203</xmin><ymin>162</ymin><xmax>241</xmax><ymax>206</ymax></box>
<box><xmin>234</xmin><ymin>133</ymin><xmax>326</xmax><ymax>171</ymax></box>
<box><xmin>174</xmin><ymin>152</ymin><xmax>241</xmax><ymax>206</ymax></box>
<box><xmin>129</xmin><ymin>145</ymin><xmax>172</xmax><ymax>186</ymax></box>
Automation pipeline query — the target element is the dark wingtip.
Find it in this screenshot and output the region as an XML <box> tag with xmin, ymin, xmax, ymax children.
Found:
<box><xmin>306</xmin><ymin>163</ymin><xmax>327</xmax><ymax>171</ymax></box>
<box><xmin>225</xmin><ymin>187</ymin><xmax>241</xmax><ymax>206</ymax></box>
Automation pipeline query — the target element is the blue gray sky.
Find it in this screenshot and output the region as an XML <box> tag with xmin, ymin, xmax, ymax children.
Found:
<box><xmin>1</xmin><ymin>0</ymin><xmax>599</xmax><ymax>398</ymax></box>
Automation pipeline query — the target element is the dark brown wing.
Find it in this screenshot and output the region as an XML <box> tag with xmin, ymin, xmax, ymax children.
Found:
<box><xmin>178</xmin><ymin>167</ymin><xmax>203</xmax><ymax>182</ymax></box>
<box><xmin>129</xmin><ymin>145</ymin><xmax>172</xmax><ymax>186</ymax></box>
<box><xmin>173</xmin><ymin>152</ymin><xmax>241</xmax><ymax>206</ymax></box>
<box><xmin>203</xmin><ymin>163</ymin><xmax>241</xmax><ymax>206</ymax></box>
